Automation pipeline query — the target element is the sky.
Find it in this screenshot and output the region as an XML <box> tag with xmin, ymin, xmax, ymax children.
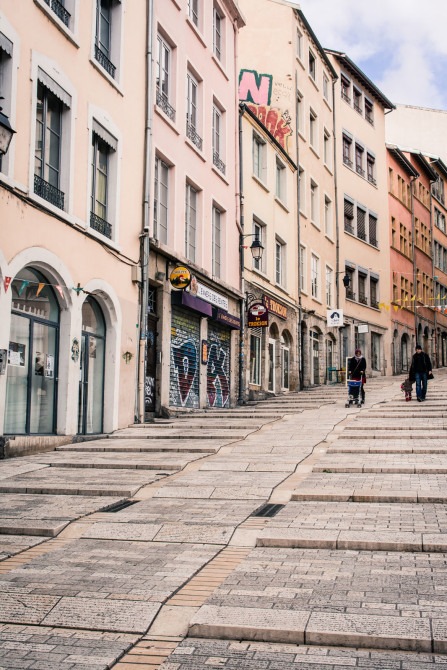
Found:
<box><xmin>297</xmin><ymin>0</ymin><xmax>447</xmax><ymax>110</ymax></box>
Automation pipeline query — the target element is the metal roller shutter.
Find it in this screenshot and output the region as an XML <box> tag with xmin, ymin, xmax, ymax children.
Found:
<box><xmin>207</xmin><ymin>321</ymin><xmax>231</xmax><ymax>408</ymax></box>
<box><xmin>170</xmin><ymin>307</ymin><xmax>200</xmax><ymax>408</ymax></box>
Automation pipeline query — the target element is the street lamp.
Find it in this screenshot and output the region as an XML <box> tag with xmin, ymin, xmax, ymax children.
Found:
<box><xmin>0</xmin><ymin>101</ymin><xmax>15</xmax><ymax>157</ymax></box>
<box><xmin>241</xmin><ymin>233</ymin><xmax>264</xmax><ymax>261</ymax></box>
<box><xmin>342</xmin><ymin>272</ymin><xmax>350</xmax><ymax>288</ymax></box>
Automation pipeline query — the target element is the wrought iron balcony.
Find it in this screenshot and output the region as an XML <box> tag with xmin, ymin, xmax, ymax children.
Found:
<box><xmin>90</xmin><ymin>211</ymin><xmax>112</xmax><ymax>239</ymax></box>
<box><xmin>95</xmin><ymin>44</ymin><xmax>116</xmax><ymax>79</ymax></box>
<box><xmin>357</xmin><ymin>231</ymin><xmax>367</xmax><ymax>241</ymax></box>
<box><xmin>186</xmin><ymin>122</ymin><xmax>203</xmax><ymax>151</ymax></box>
<box><xmin>368</xmin><ymin>174</ymin><xmax>377</xmax><ymax>186</ymax></box>
<box><xmin>366</xmin><ymin>114</ymin><xmax>374</xmax><ymax>126</ymax></box>
<box><xmin>34</xmin><ymin>174</ymin><xmax>64</xmax><ymax>210</ymax></box>
<box><xmin>343</xmin><ymin>156</ymin><xmax>353</xmax><ymax>168</ymax></box>
<box><xmin>344</xmin><ymin>221</ymin><xmax>354</xmax><ymax>235</ymax></box>
<box><xmin>370</xmin><ymin>237</ymin><xmax>378</xmax><ymax>248</ymax></box>
<box><xmin>356</xmin><ymin>165</ymin><xmax>365</xmax><ymax>177</ymax></box>
<box><xmin>44</xmin><ymin>0</ymin><xmax>70</xmax><ymax>26</ymax></box>
<box><xmin>213</xmin><ymin>151</ymin><xmax>226</xmax><ymax>175</ymax></box>
<box><xmin>156</xmin><ymin>90</ymin><xmax>176</xmax><ymax>122</ymax></box>
<box><xmin>354</xmin><ymin>102</ymin><xmax>362</xmax><ymax>114</ymax></box>
<box><xmin>346</xmin><ymin>289</ymin><xmax>356</xmax><ymax>301</ymax></box>
<box><xmin>359</xmin><ymin>293</ymin><xmax>368</xmax><ymax>305</ymax></box>
<box><xmin>341</xmin><ymin>91</ymin><xmax>351</xmax><ymax>104</ymax></box>
<box><xmin>371</xmin><ymin>298</ymin><xmax>379</xmax><ymax>309</ymax></box>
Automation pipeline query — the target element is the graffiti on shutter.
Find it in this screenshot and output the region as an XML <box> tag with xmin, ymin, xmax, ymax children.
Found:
<box><xmin>207</xmin><ymin>322</ymin><xmax>231</xmax><ymax>408</ymax></box>
<box><xmin>170</xmin><ymin>307</ymin><xmax>200</xmax><ymax>408</ymax></box>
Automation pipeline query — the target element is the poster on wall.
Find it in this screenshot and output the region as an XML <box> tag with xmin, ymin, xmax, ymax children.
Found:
<box><xmin>45</xmin><ymin>354</ymin><xmax>54</xmax><ymax>378</ymax></box>
<box><xmin>8</xmin><ymin>342</ymin><xmax>26</xmax><ymax>367</ymax></box>
<box><xmin>35</xmin><ymin>352</ymin><xmax>45</xmax><ymax>376</ymax></box>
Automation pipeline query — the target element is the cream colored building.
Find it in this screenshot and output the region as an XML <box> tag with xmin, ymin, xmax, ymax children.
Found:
<box><xmin>326</xmin><ymin>50</ymin><xmax>395</xmax><ymax>376</ymax></box>
<box><xmin>238</xmin><ymin>0</ymin><xmax>339</xmax><ymax>387</ymax></box>
<box><xmin>0</xmin><ymin>1</ymin><xmax>146</xmax><ymax>442</ymax></box>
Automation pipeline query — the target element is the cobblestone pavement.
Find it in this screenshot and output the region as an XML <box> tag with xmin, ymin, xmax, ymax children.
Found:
<box><xmin>1</xmin><ymin>374</ymin><xmax>447</xmax><ymax>668</ymax></box>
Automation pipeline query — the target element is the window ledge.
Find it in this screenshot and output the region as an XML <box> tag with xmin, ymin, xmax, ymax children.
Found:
<box><xmin>186</xmin><ymin>16</ymin><xmax>207</xmax><ymax>47</ymax></box>
<box><xmin>154</xmin><ymin>104</ymin><xmax>180</xmax><ymax>135</ymax></box>
<box><xmin>296</xmin><ymin>56</ymin><xmax>305</xmax><ymax>70</ymax></box>
<box><xmin>89</xmin><ymin>57</ymin><xmax>123</xmax><ymax>95</ymax></box>
<box><xmin>252</xmin><ymin>174</ymin><xmax>269</xmax><ymax>192</ymax></box>
<box><xmin>211</xmin><ymin>54</ymin><xmax>229</xmax><ymax>81</ymax></box>
<box><xmin>212</xmin><ymin>164</ymin><xmax>229</xmax><ymax>185</ymax></box>
<box><xmin>274</xmin><ymin>196</ymin><xmax>289</xmax><ymax>212</ymax></box>
<box><xmin>324</xmin><ymin>164</ymin><xmax>333</xmax><ymax>176</ymax></box>
<box><xmin>170</xmin><ymin>0</ymin><xmax>181</xmax><ymax>8</ymax></box>
<box><xmin>310</xmin><ymin>220</ymin><xmax>321</xmax><ymax>232</ymax></box>
<box><xmin>250</xmin><ymin>267</ymin><xmax>269</xmax><ymax>281</ymax></box>
<box><xmin>274</xmin><ymin>282</ymin><xmax>290</xmax><ymax>296</ymax></box>
<box><xmin>185</xmin><ymin>136</ymin><xmax>206</xmax><ymax>162</ymax></box>
<box><xmin>300</xmin><ymin>209</ymin><xmax>307</xmax><ymax>218</ymax></box>
<box><xmin>86</xmin><ymin>223</ymin><xmax>121</xmax><ymax>251</ymax></box>
<box><xmin>301</xmin><ymin>289</ymin><xmax>308</xmax><ymax>296</ymax></box>
<box><xmin>323</xmin><ymin>98</ymin><xmax>332</xmax><ymax>112</ymax></box>
<box><xmin>310</xmin><ymin>146</ymin><xmax>320</xmax><ymax>160</ymax></box>
<box><xmin>325</xmin><ymin>234</ymin><xmax>334</xmax><ymax>244</ymax></box>
<box><xmin>0</xmin><ymin>172</ymin><xmax>28</xmax><ymax>194</ymax></box>
<box><xmin>311</xmin><ymin>297</ymin><xmax>323</xmax><ymax>305</ymax></box>
<box><xmin>34</xmin><ymin>0</ymin><xmax>80</xmax><ymax>47</ymax></box>
<box><xmin>29</xmin><ymin>190</ymin><xmax>70</xmax><ymax>219</ymax></box>
<box><xmin>309</xmin><ymin>75</ymin><xmax>319</xmax><ymax>91</ymax></box>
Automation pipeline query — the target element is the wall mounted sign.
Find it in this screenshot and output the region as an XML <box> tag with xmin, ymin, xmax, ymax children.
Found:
<box><xmin>263</xmin><ymin>295</ymin><xmax>287</xmax><ymax>320</ymax></box>
<box><xmin>213</xmin><ymin>308</ymin><xmax>241</xmax><ymax>330</ymax></box>
<box><xmin>358</xmin><ymin>324</ymin><xmax>369</xmax><ymax>334</ymax></box>
<box><xmin>71</xmin><ymin>338</ymin><xmax>80</xmax><ymax>363</ymax></box>
<box><xmin>248</xmin><ymin>301</ymin><xmax>268</xmax><ymax>328</ymax></box>
<box><xmin>327</xmin><ymin>309</ymin><xmax>344</xmax><ymax>327</ymax></box>
<box><xmin>193</xmin><ymin>281</ymin><xmax>229</xmax><ymax>311</ymax></box>
<box><xmin>201</xmin><ymin>339</ymin><xmax>208</xmax><ymax>365</ymax></box>
<box><xmin>170</xmin><ymin>266</ymin><xmax>191</xmax><ymax>290</ymax></box>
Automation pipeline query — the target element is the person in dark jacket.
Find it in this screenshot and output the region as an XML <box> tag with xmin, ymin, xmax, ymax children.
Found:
<box><xmin>348</xmin><ymin>348</ymin><xmax>367</xmax><ymax>403</ymax></box>
<box><xmin>409</xmin><ymin>344</ymin><xmax>432</xmax><ymax>402</ymax></box>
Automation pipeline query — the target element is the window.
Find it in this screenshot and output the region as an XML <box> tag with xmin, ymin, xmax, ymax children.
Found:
<box><xmin>310</xmin><ymin>180</ymin><xmax>318</xmax><ymax>225</ymax></box>
<box><xmin>309</xmin><ymin>50</ymin><xmax>316</xmax><ymax>80</ymax></box>
<box><xmin>252</xmin><ymin>220</ymin><xmax>264</xmax><ymax>272</ymax></box>
<box><xmin>94</xmin><ymin>0</ymin><xmax>119</xmax><ymax>79</ymax></box>
<box><xmin>326</xmin><ymin>265</ymin><xmax>333</xmax><ymax>307</ymax></box>
<box><xmin>296</xmin><ymin>28</ymin><xmax>303</xmax><ymax>60</ymax></box>
<box><xmin>389</xmin><ymin>167</ymin><xmax>394</xmax><ymax>194</ymax></box>
<box><xmin>341</xmin><ymin>76</ymin><xmax>350</xmax><ymax>103</ymax></box>
<box><xmin>186</xmin><ymin>71</ymin><xmax>202</xmax><ymax>149</ymax></box>
<box><xmin>250</xmin><ymin>329</ymin><xmax>261</xmax><ymax>385</ymax></box>
<box><xmin>212</xmin><ymin>206</ymin><xmax>222</xmax><ymax>277</ymax></box>
<box><xmin>185</xmin><ymin>183</ymin><xmax>197</xmax><ymax>262</ymax></box>
<box><xmin>367</xmin><ymin>154</ymin><xmax>376</xmax><ymax>185</ymax></box>
<box><xmin>213</xmin><ymin>5</ymin><xmax>223</xmax><ymax>62</ymax></box>
<box><xmin>391</xmin><ymin>217</ymin><xmax>396</xmax><ymax>248</ymax></box>
<box><xmin>344</xmin><ymin>198</ymin><xmax>354</xmax><ymax>234</ymax></box>
<box><xmin>252</xmin><ymin>132</ymin><xmax>266</xmax><ymax>182</ymax></box>
<box><xmin>371</xmin><ymin>332</ymin><xmax>381</xmax><ymax>370</ymax></box>
<box><xmin>154</xmin><ymin>156</ymin><xmax>169</xmax><ymax>244</ymax></box>
<box><xmin>323</xmin><ymin>74</ymin><xmax>329</xmax><ymax>102</ymax></box>
<box><xmin>311</xmin><ymin>253</ymin><xmax>320</xmax><ymax>299</ymax></box>
<box><xmin>281</xmin><ymin>337</ymin><xmax>289</xmax><ymax>390</ymax></box>
<box><xmin>433</xmin><ymin>177</ymin><xmax>445</xmax><ymax>205</ymax></box>
<box><xmin>275</xmin><ymin>239</ymin><xmax>285</xmax><ymax>286</ymax></box>
<box><xmin>300</xmin><ymin>244</ymin><xmax>307</xmax><ymax>293</ymax></box>
<box><xmin>90</xmin><ymin>133</ymin><xmax>111</xmax><ymax>238</ymax></box>
<box><xmin>323</xmin><ymin>129</ymin><xmax>331</xmax><ymax>168</ymax></box>
<box><xmin>353</xmin><ymin>87</ymin><xmax>362</xmax><ymax>114</ymax></box>
<box><xmin>355</xmin><ymin>144</ymin><xmax>364</xmax><ymax>176</ymax></box>
<box><xmin>156</xmin><ymin>35</ymin><xmax>175</xmax><ymax>120</ymax></box>
<box><xmin>0</xmin><ymin>32</ymin><xmax>13</xmax><ymax>174</ymax></box>
<box><xmin>188</xmin><ymin>0</ymin><xmax>199</xmax><ymax>27</ymax></box>
<box><xmin>324</xmin><ymin>196</ymin><xmax>332</xmax><ymax>238</ymax></box>
<box><xmin>275</xmin><ymin>158</ymin><xmax>286</xmax><ymax>203</ymax></box>
<box><xmin>213</xmin><ymin>104</ymin><xmax>225</xmax><ymax>174</ymax></box>
<box><xmin>342</xmin><ymin>134</ymin><xmax>352</xmax><ymax>167</ymax></box>
<box><xmin>365</xmin><ymin>99</ymin><xmax>374</xmax><ymax>125</ymax></box>
<box><xmin>34</xmin><ymin>80</ymin><xmax>64</xmax><ymax>210</ymax></box>
<box><xmin>345</xmin><ymin>266</ymin><xmax>355</xmax><ymax>300</ymax></box>
<box><xmin>357</xmin><ymin>206</ymin><xmax>366</xmax><ymax>241</ymax></box>
<box><xmin>358</xmin><ymin>272</ymin><xmax>367</xmax><ymax>304</ymax></box>
<box><xmin>309</xmin><ymin>110</ymin><xmax>317</xmax><ymax>149</ymax></box>
<box><xmin>369</xmin><ymin>213</ymin><xmax>378</xmax><ymax>247</ymax></box>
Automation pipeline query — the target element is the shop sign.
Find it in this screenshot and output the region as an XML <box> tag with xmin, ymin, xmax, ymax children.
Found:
<box><xmin>193</xmin><ymin>281</ymin><xmax>228</xmax><ymax>311</ymax></box>
<box><xmin>214</xmin><ymin>308</ymin><xmax>241</xmax><ymax>330</ymax></box>
<box><xmin>248</xmin><ymin>301</ymin><xmax>268</xmax><ymax>328</ymax></box>
<box><xmin>358</xmin><ymin>324</ymin><xmax>369</xmax><ymax>334</ymax></box>
<box><xmin>263</xmin><ymin>295</ymin><xmax>287</xmax><ymax>320</ymax></box>
<box><xmin>170</xmin><ymin>266</ymin><xmax>191</xmax><ymax>290</ymax></box>
<box><xmin>327</xmin><ymin>309</ymin><xmax>344</xmax><ymax>327</ymax></box>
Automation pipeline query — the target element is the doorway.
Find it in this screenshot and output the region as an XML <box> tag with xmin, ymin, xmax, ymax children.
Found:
<box><xmin>78</xmin><ymin>296</ymin><xmax>105</xmax><ymax>434</ymax></box>
<box><xmin>311</xmin><ymin>330</ymin><xmax>320</xmax><ymax>385</ymax></box>
<box><xmin>268</xmin><ymin>338</ymin><xmax>275</xmax><ymax>392</ymax></box>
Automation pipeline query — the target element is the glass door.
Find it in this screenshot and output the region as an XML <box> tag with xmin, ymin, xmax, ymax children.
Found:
<box><xmin>268</xmin><ymin>339</ymin><xmax>275</xmax><ymax>392</ymax></box>
<box><xmin>78</xmin><ymin>297</ymin><xmax>105</xmax><ymax>434</ymax></box>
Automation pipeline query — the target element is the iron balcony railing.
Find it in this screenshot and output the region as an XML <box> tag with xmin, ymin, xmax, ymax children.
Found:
<box><xmin>366</xmin><ymin>114</ymin><xmax>374</xmax><ymax>126</ymax></box>
<box><xmin>368</xmin><ymin>174</ymin><xmax>377</xmax><ymax>186</ymax></box>
<box><xmin>354</xmin><ymin>102</ymin><xmax>362</xmax><ymax>114</ymax></box>
<box><xmin>341</xmin><ymin>91</ymin><xmax>351</xmax><ymax>104</ymax></box>
<box><xmin>343</xmin><ymin>156</ymin><xmax>353</xmax><ymax>168</ymax></box>
<box><xmin>359</xmin><ymin>293</ymin><xmax>368</xmax><ymax>305</ymax></box>
<box><xmin>90</xmin><ymin>211</ymin><xmax>112</xmax><ymax>239</ymax></box>
<box><xmin>156</xmin><ymin>90</ymin><xmax>176</xmax><ymax>122</ymax></box>
<box><xmin>344</xmin><ymin>221</ymin><xmax>354</xmax><ymax>235</ymax></box>
<box><xmin>346</xmin><ymin>289</ymin><xmax>356</xmax><ymax>301</ymax></box>
<box><xmin>356</xmin><ymin>165</ymin><xmax>365</xmax><ymax>177</ymax></box>
<box><xmin>213</xmin><ymin>151</ymin><xmax>226</xmax><ymax>175</ymax></box>
<box><xmin>34</xmin><ymin>174</ymin><xmax>64</xmax><ymax>210</ymax></box>
<box><xmin>370</xmin><ymin>238</ymin><xmax>378</xmax><ymax>248</ymax></box>
<box><xmin>95</xmin><ymin>45</ymin><xmax>116</xmax><ymax>79</ymax></box>
<box><xmin>186</xmin><ymin>122</ymin><xmax>203</xmax><ymax>151</ymax></box>
<box><xmin>357</xmin><ymin>231</ymin><xmax>367</xmax><ymax>241</ymax></box>
<box><xmin>44</xmin><ymin>0</ymin><xmax>70</xmax><ymax>26</ymax></box>
<box><xmin>371</xmin><ymin>298</ymin><xmax>379</xmax><ymax>309</ymax></box>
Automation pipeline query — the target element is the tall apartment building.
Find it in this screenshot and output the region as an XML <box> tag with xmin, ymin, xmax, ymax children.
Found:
<box><xmin>238</xmin><ymin>0</ymin><xmax>338</xmax><ymax>388</ymax></box>
<box><xmin>326</xmin><ymin>50</ymin><xmax>394</xmax><ymax>376</ymax></box>
<box><xmin>146</xmin><ymin>0</ymin><xmax>244</xmax><ymax>416</ymax></box>
<box><xmin>430</xmin><ymin>158</ymin><xmax>447</xmax><ymax>365</ymax></box>
<box><xmin>0</xmin><ymin>1</ymin><xmax>146</xmax><ymax>441</ymax></box>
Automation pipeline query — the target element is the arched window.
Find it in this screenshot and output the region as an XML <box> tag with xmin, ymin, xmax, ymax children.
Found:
<box><xmin>78</xmin><ymin>296</ymin><xmax>106</xmax><ymax>434</ymax></box>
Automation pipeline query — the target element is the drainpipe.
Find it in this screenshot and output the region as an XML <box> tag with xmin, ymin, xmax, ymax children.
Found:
<box><xmin>137</xmin><ymin>0</ymin><xmax>155</xmax><ymax>422</ymax></box>
<box><xmin>410</xmin><ymin>176</ymin><xmax>418</xmax><ymax>339</ymax></box>
<box><xmin>295</xmin><ymin>72</ymin><xmax>303</xmax><ymax>389</ymax></box>
<box><xmin>331</xmin><ymin>78</ymin><xmax>342</xmax><ymax>368</ymax></box>
<box><xmin>238</xmin><ymin>104</ymin><xmax>245</xmax><ymax>404</ymax></box>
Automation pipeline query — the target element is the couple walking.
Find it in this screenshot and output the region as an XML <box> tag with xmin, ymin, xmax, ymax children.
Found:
<box><xmin>405</xmin><ymin>344</ymin><xmax>433</xmax><ymax>402</ymax></box>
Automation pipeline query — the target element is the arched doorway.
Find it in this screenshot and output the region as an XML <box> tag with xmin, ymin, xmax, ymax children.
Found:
<box><xmin>268</xmin><ymin>323</ymin><xmax>279</xmax><ymax>392</ymax></box>
<box><xmin>280</xmin><ymin>330</ymin><xmax>292</xmax><ymax>391</ymax></box>
<box><xmin>423</xmin><ymin>327</ymin><xmax>429</xmax><ymax>354</ymax></box>
<box><xmin>310</xmin><ymin>328</ymin><xmax>321</xmax><ymax>385</ymax></box>
<box><xmin>401</xmin><ymin>334</ymin><xmax>409</xmax><ymax>372</ymax></box>
<box><xmin>78</xmin><ymin>296</ymin><xmax>106</xmax><ymax>434</ymax></box>
<box><xmin>4</xmin><ymin>268</ymin><xmax>59</xmax><ymax>434</ymax></box>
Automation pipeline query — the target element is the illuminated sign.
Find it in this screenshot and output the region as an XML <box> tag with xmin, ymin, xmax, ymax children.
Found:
<box><xmin>170</xmin><ymin>266</ymin><xmax>191</xmax><ymax>290</ymax></box>
<box><xmin>263</xmin><ymin>295</ymin><xmax>287</xmax><ymax>320</ymax></box>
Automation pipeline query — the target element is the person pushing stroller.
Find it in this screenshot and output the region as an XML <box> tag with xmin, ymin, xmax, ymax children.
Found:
<box><xmin>347</xmin><ymin>348</ymin><xmax>367</xmax><ymax>405</ymax></box>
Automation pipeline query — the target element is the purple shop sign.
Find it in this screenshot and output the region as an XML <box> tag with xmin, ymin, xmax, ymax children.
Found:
<box><xmin>213</xmin><ymin>308</ymin><xmax>241</xmax><ymax>330</ymax></box>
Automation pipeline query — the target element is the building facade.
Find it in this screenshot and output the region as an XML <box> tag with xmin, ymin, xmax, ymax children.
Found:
<box><xmin>0</xmin><ymin>1</ymin><xmax>146</xmax><ymax>439</ymax></box>
<box><xmin>327</xmin><ymin>50</ymin><xmax>394</xmax><ymax>377</ymax></box>
<box><xmin>430</xmin><ymin>158</ymin><xmax>447</xmax><ymax>366</ymax></box>
<box><xmin>145</xmin><ymin>0</ymin><xmax>245</xmax><ymax>416</ymax></box>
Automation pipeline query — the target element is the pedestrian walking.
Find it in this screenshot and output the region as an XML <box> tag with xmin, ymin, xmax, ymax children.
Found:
<box><xmin>348</xmin><ymin>348</ymin><xmax>367</xmax><ymax>404</ymax></box>
<box><xmin>409</xmin><ymin>344</ymin><xmax>432</xmax><ymax>402</ymax></box>
<box><xmin>401</xmin><ymin>377</ymin><xmax>413</xmax><ymax>402</ymax></box>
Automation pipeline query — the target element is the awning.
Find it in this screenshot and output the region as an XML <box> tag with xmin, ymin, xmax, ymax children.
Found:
<box><xmin>38</xmin><ymin>67</ymin><xmax>71</xmax><ymax>108</ymax></box>
<box><xmin>92</xmin><ymin>119</ymin><xmax>117</xmax><ymax>152</ymax></box>
<box><xmin>171</xmin><ymin>290</ymin><xmax>212</xmax><ymax>317</ymax></box>
<box><xmin>0</xmin><ymin>32</ymin><xmax>13</xmax><ymax>57</ymax></box>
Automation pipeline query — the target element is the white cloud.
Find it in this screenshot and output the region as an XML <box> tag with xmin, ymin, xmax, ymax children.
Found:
<box><xmin>298</xmin><ymin>0</ymin><xmax>447</xmax><ymax>108</ymax></box>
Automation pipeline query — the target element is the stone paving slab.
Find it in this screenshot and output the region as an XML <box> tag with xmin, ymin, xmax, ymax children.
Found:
<box><xmin>82</xmin><ymin>522</ymin><xmax>162</xmax><ymax>541</ymax></box>
<box><xmin>83</xmin><ymin>520</ymin><xmax>235</xmax><ymax>545</ymax></box>
<box><xmin>0</xmin><ymin>463</ymin><xmax>49</xmax><ymax>481</ymax></box>
<box><xmin>314</xmin><ymin>454</ymin><xmax>447</xmax><ymax>474</ymax></box>
<box><xmin>292</xmin><ymin>473</ymin><xmax>447</xmax><ymax>502</ymax></box>
<box><xmin>31</xmin><ymin>451</ymin><xmax>205</xmax><ymax>471</ymax></box>
<box><xmin>0</xmin><ymin>468</ymin><xmax>164</xmax><ymax>497</ymax></box>
<box><xmin>0</xmin><ymin>519</ymin><xmax>69</xmax><ymax>537</ymax></box>
<box><xmin>328</xmin><ymin>440</ymin><xmax>447</xmax><ymax>453</ymax></box>
<box><xmin>162</xmin><ymin>637</ymin><xmax>447</xmax><ymax>669</ymax></box>
<box><xmin>0</xmin><ymin>624</ymin><xmax>138</xmax><ymax>670</ymax></box>
<box><xmin>59</xmin><ymin>439</ymin><xmax>222</xmax><ymax>452</ymax></box>
<box><xmin>0</xmin><ymin>494</ymin><xmax>125</xmax><ymax>520</ymax></box>
<box><xmin>154</xmin><ymin>470</ymin><xmax>287</xmax><ymax>500</ymax></box>
<box><xmin>110</xmin><ymin>428</ymin><xmax>252</xmax><ymax>439</ymax></box>
<box><xmin>0</xmin><ymin>535</ymin><xmax>47</xmax><ymax>558</ymax></box>
<box><xmin>105</xmin><ymin>498</ymin><xmax>257</xmax><ymax>525</ymax></box>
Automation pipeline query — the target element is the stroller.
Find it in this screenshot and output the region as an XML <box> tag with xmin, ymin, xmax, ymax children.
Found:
<box><xmin>345</xmin><ymin>377</ymin><xmax>364</xmax><ymax>408</ymax></box>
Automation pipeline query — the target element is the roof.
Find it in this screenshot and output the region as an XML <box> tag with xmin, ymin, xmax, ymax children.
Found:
<box><xmin>295</xmin><ymin>10</ymin><xmax>338</xmax><ymax>80</ymax></box>
<box><xmin>222</xmin><ymin>0</ymin><xmax>246</xmax><ymax>27</ymax></box>
<box><xmin>386</xmin><ymin>144</ymin><xmax>419</xmax><ymax>178</ymax></box>
<box><xmin>240</xmin><ymin>103</ymin><xmax>297</xmax><ymax>171</ymax></box>
<box><xmin>411</xmin><ymin>152</ymin><xmax>439</xmax><ymax>182</ymax></box>
<box><xmin>427</xmin><ymin>157</ymin><xmax>447</xmax><ymax>181</ymax></box>
<box><xmin>325</xmin><ymin>49</ymin><xmax>395</xmax><ymax>110</ymax></box>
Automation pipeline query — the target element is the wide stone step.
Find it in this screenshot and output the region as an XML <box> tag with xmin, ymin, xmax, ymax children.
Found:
<box><xmin>345</xmin><ymin>424</ymin><xmax>447</xmax><ymax>431</ymax></box>
<box><xmin>26</xmin><ymin>451</ymin><xmax>205</xmax><ymax>471</ymax></box>
<box><xmin>57</xmin><ymin>441</ymin><xmax>219</xmax><ymax>453</ymax></box>
<box><xmin>340</xmin><ymin>431</ymin><xmax>447</xmax><ymax>440</ymax></box>
<box><xmin>313</xmin><ymin>454</ymin><xmax>447</xmax><ymax>474</ymax></box>
<box><xmin>110</xmin><ymin>429</ymin><xmax>253</xmax><ymax>439</ymax></box>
